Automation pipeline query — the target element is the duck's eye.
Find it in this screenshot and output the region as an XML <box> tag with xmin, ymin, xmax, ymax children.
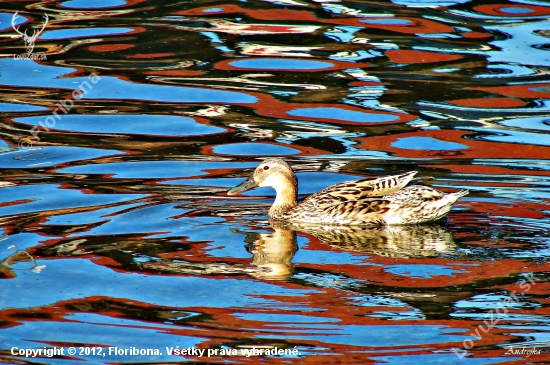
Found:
<box><xmin>263</xmin><ymin>165</ymin><xmax>269</xmax><ymax>170</ymax></box>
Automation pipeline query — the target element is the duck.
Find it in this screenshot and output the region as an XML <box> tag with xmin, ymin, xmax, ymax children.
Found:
<box><xmin>228</xmin><ymin>158</ymin><xmax>468</xmax><ymax>226</ymax></box>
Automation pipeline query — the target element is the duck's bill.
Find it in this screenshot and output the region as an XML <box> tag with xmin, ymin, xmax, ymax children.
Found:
<box><xmin>228</xmin><ymin>175</ymin><xmax>257</xmax><ymax>195</ymax></box>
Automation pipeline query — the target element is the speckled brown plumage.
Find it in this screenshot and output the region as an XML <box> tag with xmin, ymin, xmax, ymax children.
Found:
<box><xmin>228</xmin><ymin>158</ymin><xmax>468</xmax><ymax>226</ymax></box>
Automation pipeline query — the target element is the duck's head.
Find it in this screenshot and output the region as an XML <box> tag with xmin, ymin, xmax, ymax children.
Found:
<box><xmin>228</xmin><ymin>158</ymin><xmax>297</xmax><ymax>196</ymax></box>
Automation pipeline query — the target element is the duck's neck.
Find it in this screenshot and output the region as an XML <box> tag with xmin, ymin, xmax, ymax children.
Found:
<box><xmin>268</xmin><ymin>174</ymin><xmax>298</xmax><ymax>219</ymax></box>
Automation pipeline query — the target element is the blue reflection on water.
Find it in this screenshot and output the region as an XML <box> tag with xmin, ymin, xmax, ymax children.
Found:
<box><xmin>372</xmin><ymin>353</ymin><xmax>514</xmax><ymax>365</ymax></box>
<box><xmin>213</xmin><ymin>142</ymin><xmax>300</xmax><ymax>156</ymax></box>
<box><xmin>391</xmin><ymin>0</ymin><xmax>470</xmax><ymax>7</ymax></box>
<box><xmin>44</xmin><ymin>202</ymin><xmax>143</xmax><ymax>225</ymax></box>
<box><xmin>501</xmin><ymin>7</ymin><xmax>535</xmax><ymax>14</ymax></box>
<box><xmin>86</xmin><ymin>76</ymin><xmax>258</xmax><ymax>104</ymax></box>
<box><xmin>0</xmin><ymin>233</ymin><xmax>44</xmax><ymax>261</ymax></box>
<box><xmin>4</xmin><ymin>317</ymin><xmax>201</xmax><ymax>364</ymax></box>
<box><xmin>0</xmin><ymin>146</ymin><xmax>122</xmax><ymax>168</ymax></box>
<box><xmin>68</xmin><ymin>203</ymin><xmax>212</xmax><ymax>238</ymax></box>
<box><xmin>258</xmin><ymin>324</ymin><xmax>470</xmax><ymax>346</ymax></box>
<box><xmin>202</xmin><ymin>7</ymin><xmax>224</xmax><ymax>13</ymax></box>
<box><xmin>0</xmin><ymin>184</ymin><xmax>145</xmax><ymax>217</ymax></box>
<box><xmin>60</xmin><ymin>0</ymin><xmax>127</xmax><ymax>9</ymax></box>
<box><xmin>0</xmin><ymin>258</ymin><xmax>314</xmax><ymax>310</ymax></box>
<box><xmin>234</xmin><ymin>312</ymin><xmax>340</xmax><ymax>323</ymax></box>
<box><xmin>293</xmin><ymin>248</ymin><xmax>370</xmax><ymax>266</ymax></box>
<box><xmin>288</xmin><ymin>107</ymin><xmax>398</xmax><ymax>123</ymax></box>
<box><xmin>40</xmin><ymin>27</ymin><xmax>135</xmax><ymax>40</ymax></box>
<box><xmin>0</xmin><ymin>102</ymin><xmax>47</xmax><ymax>112</ymax></box>
<box><xmin>465</xmin><ymin>128</ymin><xmax>550</xmax><ymax>146</ymax></box>
<box><xmin>0</xmin><ymin>12</ymin><xmax>25</xmax><ymax>31</ymax></box>
<box><xmin>385</xmin><ymin>264</ymin><xmax>468</xmax><ymax>278</ymax></box>
<box><xmin>58</xmin><ymin>161</ymin><xmax>257</xmax><ymax>178</ymax></box>
<box><xmin>391</xmin><ymin>137</ymin><xmax>468</xmax><ymax>150</ymax></box>
<box><xmin>0</xmin><ymin>59</ymin><xmax>258</xmax><ymax>104</ymax></box>
<box><xmin>229</xmin><ymin>58</ymin><xmax>335</xmax><ymax>70</ymax></box>
<box><xmin>14</xmin><ymin>114</ymin><xmax>225</xmax><ymax>136</ymax></box>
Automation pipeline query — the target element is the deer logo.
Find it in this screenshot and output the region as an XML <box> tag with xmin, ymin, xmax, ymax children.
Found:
<box><xmin>11</xmin><ymin>11</ymin><xmax>49</xmax><ymax>55</ymax></box>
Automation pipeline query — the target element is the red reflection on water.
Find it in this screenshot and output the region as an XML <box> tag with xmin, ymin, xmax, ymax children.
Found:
<box><xmin>473</xmin><ymin>83</ymin><xmax>550</xmax><ymax>99</ymax></box>
<box><xmin>128</xmin><ymin>53</ymin><xmax>177</xmax><ymax>59</ymax></box>
<box><xmin>88</xmin><ymin>44</ymin><xmax>135</xmax><ymax>52</ymax></box>
<box><xmin>469</xmin><ymin>200</ymin><xmax>547</xmax><ymax>220</ymax></box>
<box><xmin>331</xmin><ymin>17</ymin><xmax>454</xmax><ymax>34</ymax></box>
<box><xmin>357</xmin><ymin>130</ymin><xmax>550</xmax><ymax>159</ymax></box>
<box><xmin>176</xmin><ymin>5</ymin><xmax>454</xmax><ymax>35</ymax></box>
<box><xmin>175</xmin><ymin>5</ymin><xmax>320</xmax><ymax>22</ymax></box>
<box><xmin>252</xmin><ymin>94</ymin><xmax>416</xmax><ymax>125</ymax></box>
<box><xmin>430</xmin><ymin>164</ymin><xmax>550</xmax><ymax>178</ymax></box>
<box><xmin>144</xmin><ymin>70</ymin><xmax>206</xmax><ymax>76</ymax></box>
<box><xmin>448</xmin><ymin>97</ymin><xmax>526</xmax><ymax>108</ymax></box>
<box><xmin>462</xmin><ymin>32</ymin><xmax>492</xmax><ymax>39</ymax></box>
<box><xmin>474</xmin><ymin>4</ymin><xmax>550</xmax><ymax>17</ymax></box>
<box><xmin>386</xmin><ymin>50</ymin><xmax>462</xmax><ymax>64</ymax></box>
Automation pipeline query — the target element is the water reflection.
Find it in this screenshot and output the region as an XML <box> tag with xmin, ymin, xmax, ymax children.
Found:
<box><xmin>0</xmin><ymin>250</ymin><xmax>43</xmax><ymax>278</ymax></box>
<box><xmin>243</xmin><ymin>226</ymin><xmax>298</xmax><ymax>280</ymax></box>
<box><xmin>285</xmin><ymin>222</ymin><xmax>457</xmax><ymax>258</ymax></box>
<box><xmin>244</xmin><ymin>221</ymin><xmax>457</xmax><ymax>280</ymax></box>
<box><xmin>13</xmin><ymin>114</ymin><xmax>227</xmax><ymax>136</ymax></box>
<box><xmin>2</xmin><ymin>0</ymin><xmax>550</xmax><ymax>363</ymax></box>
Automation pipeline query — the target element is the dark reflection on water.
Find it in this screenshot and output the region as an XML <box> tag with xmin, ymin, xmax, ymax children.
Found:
<box><xmin>1</xmin><ymin>0</ymin><xmax>549</xmax><ymax>363</ymax></box>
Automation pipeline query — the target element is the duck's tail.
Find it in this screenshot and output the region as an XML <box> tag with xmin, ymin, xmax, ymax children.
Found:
<box><xmin>450</xmin><ymin>189</ymin><xmax>469</xmax><ymax>200</ymax></box>
<box><xmin>429</xmin><ymin>189</ymin><xmax>469</xmax><ymax>222</ymax></box>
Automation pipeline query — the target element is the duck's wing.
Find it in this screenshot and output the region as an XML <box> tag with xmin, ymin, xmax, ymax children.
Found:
<box><xmin>291</xmin><ymin>183</ymin><xmax>468</xmax><ymax>226</ymax></box>
<box><xmin>292</xmin><ymin>196</ymin><xmax>393</xmax><ymax>225</ymax></box>
<box><xmin>305</xmin><ymin>171</ymin><xmax>418</xmax><ymax>204</ymax></box>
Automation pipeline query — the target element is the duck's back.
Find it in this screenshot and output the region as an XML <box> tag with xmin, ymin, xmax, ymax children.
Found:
<box><xmin>284</xmin><ymin>171</ymin><xmax>417</xmax><ymax>225</ymax></box>
<box><xmin>309</xmin><ymin>171</ymin><xmax>417</xmax><ymax>203</ymax></box>
<box><xmin>284</xmin><ymin>173</ymin><xmax>467</xmax><ymax>226</ymax></box>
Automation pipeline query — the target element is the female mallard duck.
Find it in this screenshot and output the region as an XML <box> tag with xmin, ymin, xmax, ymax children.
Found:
<box><xmin>228</xmin><ymin>158</ymin><xmax>468</xmax><ymax>226</ymax></box>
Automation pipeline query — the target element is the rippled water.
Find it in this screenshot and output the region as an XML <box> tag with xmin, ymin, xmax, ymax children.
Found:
<box><xmin>1</xmin><ymin>0</ymin><xmax>549</xmax><ymax>364</ymax></box>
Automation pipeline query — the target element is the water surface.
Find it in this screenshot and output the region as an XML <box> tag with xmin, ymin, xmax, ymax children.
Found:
<box><xmin>1</xmin><ymin>0</ymin><xmax>549</xmax><ymax>364</ymax></box>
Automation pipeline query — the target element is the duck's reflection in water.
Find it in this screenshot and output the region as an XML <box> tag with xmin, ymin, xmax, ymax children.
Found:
<box><xmin>243</xmin><ymin>226</ymin><xmax>298</xmax><ymax>280</ymax></box>
<box><xmin>289</xmin><ymin>222</ymin><xmax>456</xmax><ymax>258</ymax></box>
<box><xmin>35</xmin><ymin>223</ymin><xmax>456</xmax><ymax>281</ymax></box>
<box><xmin>246</xmin><ymin>221</ymin><xmax>457</xmax><ymax>280</ymax></box>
